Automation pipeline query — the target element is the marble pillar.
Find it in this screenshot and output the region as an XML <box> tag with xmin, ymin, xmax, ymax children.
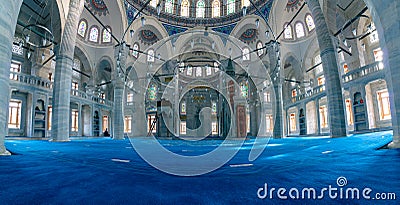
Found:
<box><xmin>51</xmin><ymin>0</ymin><xmax>84</xmax><ymax>141</ymax></box>
<box><xmin>0</xmin><ymin>0</ymin><xmax>23</xmax><ymax>155</ymax></box>
<box><xmin>112</xmin><ymin>44</ymin><xmax>127</xmax><ymax>140</ymax></box>
<box><xmin>306</xmin><ymin>0</ymin><xmax>347</xmax><ymax>138</ymax></box>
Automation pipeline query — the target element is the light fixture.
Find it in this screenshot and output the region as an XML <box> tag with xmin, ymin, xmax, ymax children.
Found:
<box><xmin>157</xmin><ymin>53</ymin><xmax>161</xmax><ymax>60</ymax></box>
<box><xmin>255</xmin><ymin>19</ymin><xmax>260</xmax><ymax>29</ymax></box>
<box><xmin>130</xmin><ymin>30</ymin><xmax>134</xmax><ymax>38</ymax></box>
<box><xmin>352</xmin><ymin>28</ymin><xmax>357</xmax><ymax>36</ymax></box>
<box><xmin>157</xmin><ymin>3</ymin><xmax>161</xmax><ymax>16</ymax></box>
<box><xmin>265</xmin><ymin>30</ymin><xmax>270</xmax><ymax>39</ymax></box>
<box><xmin>212</xmin><ymin>42</ymin><xmax>215</xmax><ymax>49</ymax></box>
<box><xmin>242</xmin><ymin>6</ymin><xmax>247</xmax><ymax>17</ymax></box>
<box><xmin>191</xmin><ymin>40</ymin><xmax>194</xmax><ymax>48</ymax></box>
<box><xmin>141</xmin><ymin>17</ymin><xmax>146</xmax><ymax>26</ymax></box>
<box><xmin>42</xmin><ymin>53</ymin><xmax>45</xmax><ymax>61</ymax></box>
<box><xmin>25</xmin><ymin>35</ymin><xmax>30</xmax><ymax>43</ymax></box>
<box><xmin>27</xmin><ymin>51</ymin><xmax>31</xmax><ymax>59</ymax></box>
<box><xmin>117</xmin><ymin>59</ymin><xmax>121</xmax><ymax>66</ymax></box>
<box><xmin>49</xmin><ymin>48</ymin><xmax>54</xmax><ymax>55</ymax></box>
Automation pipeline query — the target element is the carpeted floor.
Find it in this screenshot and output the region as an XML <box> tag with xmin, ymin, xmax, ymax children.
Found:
<box><xmin>0</xmin><ymin>131</ymin><xmax>399</xmax><ymax>204</ymax></box>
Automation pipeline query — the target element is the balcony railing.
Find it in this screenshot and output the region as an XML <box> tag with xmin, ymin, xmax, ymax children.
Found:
<box><xmin>9</xmin><ymin>71</ymin><xmax>113</xmax><ymax>107</ymax></box>
<box><xmin>342</xmin><ymin>61</ymin><xmax>383</xmax><ymax>83</ymax></box>
<box><xmin>286</xmin><ymin>85</ymin><xmax>326</xmax><ymax>105</ymax></box>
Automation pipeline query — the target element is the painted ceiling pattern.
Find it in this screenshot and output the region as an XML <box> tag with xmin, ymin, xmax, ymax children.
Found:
<box><xmin>239</xmin><ymin>29</ymin><xmax>259</xmax><ymax>44</ymax></box>
<box><xmin>286</xmin><ymin>0</ymin><xmax>303</xmax><ymax>12</ymax></box>
<box><xmin>139</xmin><ymin>30</ymin><xmax>159</xmax><ymax>45</ymax></box>
<box><xmin>86</xmin><ymin>0</ymin><xmax>109</xmax><ymax>16</ymax></box>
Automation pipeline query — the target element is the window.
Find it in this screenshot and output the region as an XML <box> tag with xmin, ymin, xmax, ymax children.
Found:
<box><xmin>227</xmin><ymin>0</ymin><xmax>235</xmax><ymax>14</ymax></box>
<box><xmin>212</xmin><ymin>122</ymin><xmax>218</xmax><ymax>135</ymax></box>
<box><xmin>125</xmin><ymin>115</ymin><xmax>132</xmax><ymax>133</ymax></box>
<box><xmin>10</xmin><ymin>61</ymin><xmax>21</xmax><ymax>80</ymax></box>
<box><xmin>317</xmin><ymin>76</ymin><xmax>325</xmax><ymax>86</ymax></box>
<box><xmin>284</xmin><ymin>24</ymin><xmax>293</xmax><ymax>39</ymax></box>
<box><xmin>102</xmin><ymin>27</ymin><xmax>112</xmax><ymax>43</ymax></box>
<box><xmin>181</xmin><ymin>101</ymin><xmax>186</xmax><ymax>114</ymax></box>
<box><xmin>72</xmin><ymin>81</ymin><xmax>79</xmax><ymax>90</ymax></box>
<box><xmin>206</xmin><ymin>65</ymin><xmax>212</xmax><ymax>76</ymax></box>
<box><xmin>71</xmin><ymin>109</ymin><xmax>79</xmax><ymax>132</ymax></box>
<box><xmin>264</xmin><ymin>92</ymin><xmax>271</xmax><ymax>102</ymax></box>
<box><xmin>100</xmin><ymin>93</ymin><xmax>105</xmax><ymax>100</ymax></box>
<box><xmin>314</xmin><ymin>54</ymin><xmax>323</xmax><ymax>74</ymax></box>
<box><xmin>266</xmin><ymin>114</ymin><xmax>273</xmax><ymax>133</ymax></box>
<box><xmin>8</xmin><ymin>100</ymin><xmax>22</xmax><ymax>129</ymax></box>
<box><xmin>77</xmin><ymin>20</ymin><xmax>87</xmax><ymax>38</ymax></box>
<box><xmin>127</xmin><ymin>92</ymin><xmax>134</xmax><ymax>103</ymax></box>
<box><xmin>212</xmin><ymin>102</ymin><xmax>217</xmax><ymax>114</ymax></box>
<box><xmin>181</xmin><ymin>0</ymin><xmax>190</xmax><ymax>17</ymax></box>
<box><xmin>150</xmin><ymin>0</ymin><xmax>157</xmax><ymax>7</ymax></box>
<box><xmin>214</xmin><ymin>62</ymin><xmax>219</xmax><ymax>72</ymax></box>
<box><xmin>377</xmin><ymin>89</ymin><xmax>391</xmax><ymax>120</ymax></box>
<box><xmin>12</xmin><ymin>37</ymin><xmax>24</xmax><ymax>55</ymax></box>
<box><xmin>102</xmin><ymin>116</ymin><xmax>109</xmax><ymax>132</ymax></box>
<box><xmin>290</xmin><ymin>113</ymin><xmax>296</xmax><ymax>132</ymax></box>
<box><xmin>345</xmin><ymin>99</ymin><xmax>353</xmax><ymax>126</ymax></box>
<box><xmin>246</xmin><ymin>106</ymin><xmax>250</xmax><ymax>133</ymax></box>
<box><xmin>147</xmin><ymin>49</ymin><xmax>155</xmax><ymax>62</ymax></box>
<box><xmin>180</xmin><ymin>121</ymin><xmax>187</xmax><ymax>134</ymax></box>
<box><xmin>89</xmin><ymin>26</ymin><xmax>99</xmax><ymax>42</ymax></box>
<box><xmin>147</xmin><ymin>115</ymin><xmax>156</xmax><ymax>134</ymax></box>
<box><xmin>132</xmin><ymin>43</ymin><xmax>139</xmax><ymax>58</ymax></box>
<box><xmin>242</xmin><ymin>0</ymin><xmax>250</xmax><ymax>7</ymax></box>
<box><xmin>257</xmin><ymin>41</ymin><xmax>264</xmax><ymax>56</ymax></box>
<box><xmin>240</xmin><ymin>81</ymin><xmax>249</xmax><ymax>98</ymax></box>
<box><xmin>295</xmin><ymin>22</ymin><xmax>305</xmax><ymax>38</ymax></box>
<box><xmin>319</xmin><ymin>105</ymin><xmax>328</xmax><ymax>128</ymax></box>
<box><xmin>196</xmin><ymin>67</ymin><xmax>202</xmax><ymax>77</ymax></box>
<box><xmin>186</xmin><ymin>66</ymin><xmax>193</xmax><ymax>76</ymax></box>
<box><xmin>242</xmin><ymin>47</ymin><xmax>250</xmax><ymax>61</ymax></box>
<box><xmin>305</xmin><ymin>14</ymin><xmax>315</xmax><ymax>31</ymax></box>
<box><xmin>47</xmin><ymin>106</ymin><xmax>52</xmax><ymax>130</ymax></box>
<box><xmin>148</xmin><ymin>84</ymin><xmax>157</xmax><ymax>101</ymax></box>
<box><xmin>373</xmin><ymin>48</ymin><xmax>383</xmax><ymax>62</ymax></box>
<box><xmin>369</xmin><ymin>23</ymin><xmax>379</xmax><ymax>43</ymax></box>
<box><xmin>196</xmin><ymin>0</ymin><xmax>205</xmax><ymax>18</ymax></box>
<box><xmin>212</xmin><ymin>0</ymin><xmax>220</xmax><ymax>18</ymax></box>
<box><xmin>292</xmin><ymin>89</ymin><xmax>297</xmax><ymax>97</ymax></box>
<box><xmin>343</xmin><ymin>64</ymin><xmax>349</xmax><ymax>74</ymax></box>
<box><xmin>165</xmin><ymin>0</ymin><xmax>174</xmax><ymax>14</ymax></box>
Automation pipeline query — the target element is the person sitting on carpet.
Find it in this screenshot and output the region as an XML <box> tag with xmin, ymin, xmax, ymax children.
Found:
<box><xmin>103</xmin><ymin>128</ymin><xmax>110</xmax><ymax>137</ymax></box>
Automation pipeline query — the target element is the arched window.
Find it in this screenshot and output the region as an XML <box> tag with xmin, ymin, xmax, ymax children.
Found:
<box><xmin>284</xmin><ymin>24</ymin><xmax>293</xmax><ymax>39</ymax></box>
<box><xmin>242</xmin><ymin>47</ymin><xmax>250</xmax><ymax>61</ymax></box>
<box><xmin>165</xmin><ymin>0</ymin><xmax>174</xmax><ymax>14</ymax></box>
<box><xmin>227</xmin><ymin>0</ymin><xmax>235</xmax><ymax>15</ymax></box>
<box><xmin>240</xmin><ymin>81</ymin><xmax>249</xmax><ymax>98</ymax></box>
<box><xmin>212</xmin><ymin>0</ymin><xmax>220</xmax><ymax>18</ymax></box>
<box><xmin>181</xmin><ymin>0</ymin><xmax>190</xmax><ymax>17</ymax></box>
<box><xmin>89</xmin><ymin>26</ymin><xmax>99</xmax><ymax>42</ymax></box>
<box><xmin>196</xmin><ymin>0</ymin><xmax>205</xmax><ymax>18</ymax></box>
<box><xmin>150</xmin><ymin>0</ymin><xmax>157</xmax><ymax>7</ymax></box>
<box><xmin>257</xmin><ymin>41</ymin><xmax>264</xmax><ymax>56</ymax></box>
<box><xmin>148</xmin><ymin>83</ymin><xmax>157</xmax><ymax>101</ymax></box>
<box><xmin>305</xmin><ymin>14</ymin><xmax>315</xmax><ymax>31</ymax></box>
<box><xmin>102</xmin><ymin>27</ymin><xmax>112</xmax><ymax>43</ymax></box>
<box><xmin>295</xmin><ymin>22</ymin><xmax>305</xmax><ymax>38</ymax></box>
<box><xmin>77</xmin><ymin>20</ymin><xmax>87</xmax><ymax>38</ymax></box>
<box><xmin>242</xmin><ymin>0</ymin><xmax>250</xmax><ymax>7</ymax></box>
<box><xmin>132</xmin><ymin>43</ymin><xmax>139</xmax><ymax>58</ymax></box>
<box><xmin>147</xmin><ymin>49</ymin><xmax>155</xmax><ymax>62</ymax></box>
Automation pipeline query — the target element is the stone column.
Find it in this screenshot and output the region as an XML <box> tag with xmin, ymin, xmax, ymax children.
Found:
<box><xmin>112</xmin><ymin>44</ymin><xmax>127</xmax><ymax>140</ymax></box>
<box><xmin>267</xmin><ymin>42</ymin><xmax>284</xmax><ymax>138</ymax></box>
<box><xmin>51</xmin><ymin>0</ymin><xmax>84</xmax><ymax>141</ymax></box>
<box><xmin>306</xmin><ymin>0</ymin><xmax>346</xmax><ymax>138</ymax></box>
<box><xmin>0</xmin><ymin>0</ymin><xmax>23</xmax><ymax>155</ymax></box>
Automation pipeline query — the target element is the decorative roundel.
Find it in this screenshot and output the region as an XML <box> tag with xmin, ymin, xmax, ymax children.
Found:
<box><xmin>286</xmin><ymin>0</ymin><xmax>303</xmax><ymax>12</ymax></box>
<box><xmin>239</xmin><ymin>29</ymin><xmax>258</xmax><ymax>44</ymax></box>
<box><xmin>140</xmin><ymin>30</ymin><xmax>159</xmax><ymax>45</ymax></box>
<box><xmin>86</xmin><ymin>0</ymin><xmax>109</xmax><ymax>16</ymax></box>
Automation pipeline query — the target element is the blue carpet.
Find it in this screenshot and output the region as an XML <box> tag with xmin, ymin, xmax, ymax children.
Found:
<box><xmin>0</xmin><ymin>131</ymin><xmax>399</xmax><ymax>204</ymax></box>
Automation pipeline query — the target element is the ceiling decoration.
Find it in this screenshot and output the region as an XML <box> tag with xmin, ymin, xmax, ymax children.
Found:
<box><xmin>163</xmin><ymin>24</ymin><xmax>188</xmax><ymax>36</ymax></box>
<box><xmin>239</xmin><ymin>29</ymin><xmax>258</xmax><ymax>44</ymax></box>
<box><xmin>85</xmin><ymin>0</ymin><xmax>109</xmax><ymax>16</ymax></box>
<box><xmin>286</xmin><ymin>0</ymin><xmax>303</xmax><ymax>12</ymax></box>
<box><xmin>124</xmin><ymin>0</ymin><xmax>137</xmax><ymax>25</ymax></box>
<box><xmin>139</xmin><ymin>30</ymin><xmax>159</xmax><ymax>45</ymax></box>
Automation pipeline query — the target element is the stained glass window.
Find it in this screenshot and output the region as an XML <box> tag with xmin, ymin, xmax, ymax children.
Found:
<box><xmin>102</xmin><ymin>27</ymin><xmax>111</xmax><ymax>43</ymax></box>
<box><xmin>206</xmin><ymin>65</ymin><xmax>212</xmax><ymax>76</ymax></box>
<box><xmin>196</xmin><ymin>0</ymin><xmax>205</xmax><ymax>18</ymax></box>
<box><xmin>295</xmin><ymin>22</ymin><xmax>305</xmax><ymax>38</ymax></box>
<box><xmin>212</xmin><ymin>0</ymin><xmax>220</xmax><ymax>18</ymax></box>
<box><xmin>147</xmin><ymin>49</ymin><xmax>155</xmax><ymax>62</ymax></box>
<box><xmin>181</xmin><ymin>101</ymin><xmax>186</xmax><ymax>114</ymax></box>
<box><xmin>132</xmin><ymin>43</ymin><xmax>139</xmax><ymax>58</ymax></box>
<box><xmin>165</xmin><ymin>0</ymin><xmax>174</xmax><ymax>13</ymax></box>
<box><xmin>242</xmin><ymin>47</ymin><xmax>250</xmax><ymax>61</ymax></box>
<box><xmin>242</xmin><ymin>0</ymin><xmax>250</xmax><ymax>7</ymax></box>
<box><xmin>187</xmin><ymin>66</ymin><xmax>193</xmax><ymax>76</ymax></box>
<box><xmin>181</xmin><ymin>0</ymin><xmax>190</xmax><ymax>17</ymax></box>
<box><xmin>305</xmin><ymin>14</ymin><xmax>315</xmax><ymax>31</ymax></box>
<box><xmin>257</xmin><ymin>41</ymin><xmax>264</xmax><ymax>56</ymax></box>
<box><xmin>227</xmin><ymin>0</ymin><xmax>235</xmax><ymax>15</ymax></box>
<box><xmin>150</xmin><ymin>0</ymin><xmax>157</xmax><ymax>7</ymax></box>
<box><xmin>284</xmin><ymin>24</ymin><xmax>293</xmax><ymax>39</ymax></box>
<box><xmin>314</xmin><ymin>54</ymin><xmax>323</xmax><ymax>74</ymax></box>
<box><xmin>148</xmin><ymin>84</ymin><xmax>157</xmax><ymax>101</ymax></box>
<box><xmin>78</xmin><ymin>20</ymin><xmax>87</xmax><ymax>38</ymax></box>
<box><xmin>212</xmin><ymin>102</ymin><xmax>217</xmax><ymax>114</ymax></box>
<box><xmin>240</xmin><ymin>81</ymin><xmax>249</xmax><ymax>98</ymax></box>
<box><xmin>196</xmin><ymin>67</ymin><xmax>202</xmax><ymax>77</ymax></box>
<box><xmin>89</xmin><ymin>26</ymin><xmax>99</xmax><ymax>42</ymax></box>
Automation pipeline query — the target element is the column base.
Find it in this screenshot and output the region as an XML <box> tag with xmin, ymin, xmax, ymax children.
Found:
<box><xmin>0</xmin><ymin>150</ymin><xmax>11</xmax><ymax>156</ymax></box>
<box><xmin>112</xmin><ymin>136</ymin><xmax>125</xmax><ymax>140</ymax></box>
<box><xmin>388</xmin><ymin>141</ymin><xmax>400</xmax><ymax>149</ymax></box>
<box><xmin>49</xmin><ymin>139</ymin><xmax>71</xmax><ymax>142</ymax></box>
